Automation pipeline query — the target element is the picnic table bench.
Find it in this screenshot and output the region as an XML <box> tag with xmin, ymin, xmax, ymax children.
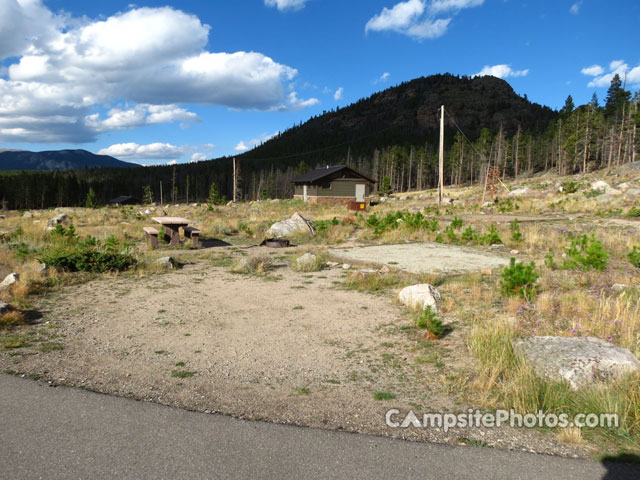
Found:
<box><xmin>149</xmin><ymin>217</ymin><xmax>194</xmax><ymax>247</ymax></box>
<box><xmin>143</xmin><ymin>226</ymin><xmax>159</xmax><ymax>249</ymax></box>
<box><xmin>183</xmin><ymin>226</ymin><xmax>201</xmax><ymax>247</ymax></box>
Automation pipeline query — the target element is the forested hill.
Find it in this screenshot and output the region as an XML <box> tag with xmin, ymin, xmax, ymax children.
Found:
<box><xmin>1</xmin><ymin>72</ymin><xmax>636</xmax><ymax>209</ymax></box>
<box><xmin>240</xmin><ymin>74</ymin><xmax>556</xmax><ymax>165</ymax></box>
<box><xmin>0</xmin><ymin>149</ymin><xmax>139</xmax><ymax>171</ymax></box>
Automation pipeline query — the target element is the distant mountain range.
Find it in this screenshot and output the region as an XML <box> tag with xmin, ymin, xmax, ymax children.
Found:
<box><xmin>0</xmin><ymin>149</ymin><xmax>139</xmax><ymax>171</ymax></box>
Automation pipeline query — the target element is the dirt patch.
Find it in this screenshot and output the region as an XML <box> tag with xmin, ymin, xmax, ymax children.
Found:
<box><xmin>329</xmin><ymin>243</ymin><xmax>512</xmax><ymax>274</ymax></box>
<box><xmin>1</xmin><ymin>257</ymin><xmax>587</xmax><ymax>457</ymax></box>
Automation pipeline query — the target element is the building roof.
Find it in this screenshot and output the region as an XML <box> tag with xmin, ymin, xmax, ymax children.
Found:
<box><xmin>292</xmin><ymin>165</ymin><xmax>376</xmax><ymax>184</ymax></box>
<box><xmin>109</xmin><ymin>195</ymin><xmax>139</xmax><ymax>204</ymax></box>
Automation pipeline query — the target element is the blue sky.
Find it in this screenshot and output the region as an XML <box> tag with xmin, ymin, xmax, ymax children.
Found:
<box><xmin>1</xmin><ymin>0</ymin><xmax>639</xmax><ymax>164</ymax></box>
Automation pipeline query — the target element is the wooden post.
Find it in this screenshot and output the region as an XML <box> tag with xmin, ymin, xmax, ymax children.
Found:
<box><xmin>438</xmin><ymin>105</ymin><xmax>445</xmax><ymax>206</ymax></box>
<box><xmin>233</xmin><ymin>157</ymin><xmax>238</xmax><ymax>203</ymax></box>
<box><xmin>160</xmin><ymin>181</ymin><xmax>163</xmax><ymax>205</ymax></box>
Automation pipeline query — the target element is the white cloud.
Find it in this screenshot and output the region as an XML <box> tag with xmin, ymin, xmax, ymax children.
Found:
<box><xmin>584</xmin><ymin>59</ymin><xmax>640</xmax><ymax>88</ymax></box>
<box><xmin>429</xmin><ymin>0</ymin><xmax>484</xmax><ymax>14</ymax></box>
<box><xmin>98</xmin><ymin>142</ymin><xmax>186</xmax><ymax>160</ymax></box>
<box><xmin>581</xmin><ymin>64</ymin><xmax>604</xmax><ymax>76</ymax></box>
<box><xmin>473</xmin><ymin>64</ymin><xmax>529</xmax><ymax>79</ymax></box>
<box><xmin>191</xmin><ymin>152</ymin><xmax>208</xmax><ymax>162</ymax></box>
<box><xmin>334</xmin><ymin>87</ymin><xmax>344</xmax><ymax>101</ymax></box>
<box><xmin>0</xmin><ymin>4</ymin><xmax>315</xmax><ymax>143</ymax></box>
<box><xmin>265</xmin><ymin>0</ymin><xmax>308</xmax><ymax>11</ymax></box>
<box><xmin>569</xmin><ymin>1</ymin><xmax>582</xmax><ymax>15</ymax></box>
<box><xmin>234</xmin><ymin>132</ymin><xmax>278</xmax><ymax>152</ymax></box>
<box><xmin>365</xmin><ymin>0</ymin><xmax>481</xmax><ymax>40</ymax></box>
<box><xmin>167</xmin><ymin>160</ymin><xmax>177</xmax><ymax>166</ymax></box>
<box><xmin>375</xmin><ymin>72</ymin><xmax>391</xmax><ymax>84</ymax></box>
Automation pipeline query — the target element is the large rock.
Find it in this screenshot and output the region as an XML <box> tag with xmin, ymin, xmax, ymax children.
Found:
<box><xmin>398</xmin><ymin>284</ymin><xmax>441</xmax><ymax>313</ymax></box>
<box><xmin>47</xmin><ymin>213</ymin><xmax>69</xmax><ymax>229</ymax></box>
<box><xmin>513</xmin><ymin>336</ymin><xmax>640</xmax><ymax>390</ymax></box>
<box><xmin>22</xmin><ymin>211</ymin><xmax>33</xmax><ymax>218</ymax></box>
<box><xmin>625</xmin><ymin>189</ymin><xmax>640</xmax><ymax>197</ymax></box>
<box><xmin>266</xmin><ymin>212</ymin><xmax>315</xmax><ymax>238</ymax></box>
<box><xmin>591</xmin><ymin>180</ymin><xmax>621</xmax><ymax>196</ymax></box>
<box><xmin>0</xmin><ymin>272</ymin><xmax>19</xmax><ymax>290</ymax></box>
<box><xmin>508</xmin><ymin>187</ymin><xmax>529</xmax><ymax>197</ymax></box>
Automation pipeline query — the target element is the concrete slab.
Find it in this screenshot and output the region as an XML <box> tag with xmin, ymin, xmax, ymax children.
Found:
<box><xmin>329</xmin><ymin>242</ymin><xmax>511</xmax><ymax>274</ymax></box>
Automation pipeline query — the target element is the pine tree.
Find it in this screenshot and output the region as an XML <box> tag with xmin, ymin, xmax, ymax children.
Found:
<box><xmin>85</xmin><ymin>187</ymin><xmax>98</xmax><ymax>208</ymax></box>
<box><xmin>142</xmin><ymin>185</ymin><xmax>153</xmax><ymax>204</ymax></box>
<box><xmin>561</xmin><ymin>95</ymin><xmax>575</xmax><ymax>116</ymax></box>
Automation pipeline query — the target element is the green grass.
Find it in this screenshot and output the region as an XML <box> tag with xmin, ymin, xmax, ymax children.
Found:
<box><xmin>297</xmin><ymin>387</ymin><xmax>311</xmax><ymax>395</ymax></box>
<box><xmin>374</xmin><ymin>391</ymin><xmax>396</xmax><ymax>400</ymax></box>
<box><xmin>171</xmin><ymin>370</ymin><xmax>196</xmax><ymax>378</ymax></box>
<box><xmin>38</xmin><ymin>342</ymin><xmax>64</xmax><ymax>352</ymax></box>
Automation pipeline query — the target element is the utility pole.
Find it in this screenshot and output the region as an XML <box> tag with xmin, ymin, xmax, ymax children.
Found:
<box><xmin>160</xmin><ymin>181</ymin><xmax>163</xmax><ymax>205</ymax></box>
<box><xmin>232</xmin><ymin>157</ymin><xmax>238</xmax><ymax>203</ymax></box>
<box><xmin>438</xmin><ymin>105</ymin><xmax>445</xmax><ymax>206</ymax></box>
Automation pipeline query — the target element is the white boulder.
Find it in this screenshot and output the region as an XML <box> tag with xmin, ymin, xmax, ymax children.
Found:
<box><xmin>508</xmin><ymin>187</ymin><xmax>528</xmax><ymax>197</ymax></box>
<box><xmin>0</xmin><ymin>273</ymin><xmax>19</xmax><ymax>290</ymax></box>
<box><xmin>398</xmin><ymin>284</ymin><xmax>441</xmax><ymax>313</ymax></box>
<box><xmin>266</xmin><ymin>212</ymin><xmax>315</xmax><ymax>238</ymax></box>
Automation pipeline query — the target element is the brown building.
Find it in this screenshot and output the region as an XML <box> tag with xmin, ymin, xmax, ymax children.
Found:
<box><xmin>292</xmin><ymin>166</ymin><xmax>376</xmax><ymax>205</ymax></box>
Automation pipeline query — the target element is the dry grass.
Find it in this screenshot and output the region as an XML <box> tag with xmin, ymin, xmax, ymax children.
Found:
<box><xmin>0</xmin><ymin>310</ymin><xmax>26</xmax><ymax>329</ymax></box>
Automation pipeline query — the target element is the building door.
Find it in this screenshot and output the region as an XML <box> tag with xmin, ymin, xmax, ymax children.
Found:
<box><xmin>303</xmin><ymin>185</ymin><xmax>308</xmax><ymax>202</ymax></box>
<box><xmin>355</xmin><ymin>184</ymin><xmax>365</xmax><ymax>202</ymax></box>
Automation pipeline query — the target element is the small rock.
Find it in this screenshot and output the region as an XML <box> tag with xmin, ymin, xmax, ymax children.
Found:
<box><xmin>35</xmin><ymin>263</ymin><xmax>48</xmax><ymax>276</ymax></box>
<box><xmin>231</xmin><ymin>258</ymin><xmax>249</xmax><ymax>273</ymax></box>
<box><xmin>488</xmin><ymin>244</ymin><xmax>503</xmax><ymax>250</ymax></box>
<box><xmin>326</xmin><ymin>261</ymin><xmax>340</xmax><ymax>268</ymax></box>
<box><xmin>155</xmin><ymin>257</ymin><xmax>176</xmax><ymax>269</ymax></box>
<box><xmin>482</xmin><ymin>202</ymin><xmax>494</xmax><ymax>207</ymax></box>
<box><xmin>617</xmin><ymin>182</ymin><xmax>632</xmax><ymax>192</ymax></box>
<box><xmin>0</xmin><ymin>301</ymin><xmax>9</xmax><ymax>316</ymax></box>
<box><xmin>358</xmin><ymin>268</ymin><xmax>378</xmax><ymax>279</ymax></box>
<box><xmin>481</xmin><ymin>269</ymin><xmax>493</xmax><ymax>276</ymax></box>
<box><xmin>398</xmin><ymin>284</ymin><xmax>441</xmax><ymax>313</ymax></box>
<box><xmin>625</xmin><ymin>189</ymin><xmax>640</xmax><ymax>197</ymax></box>
<box><xmin>47</xmin><ymin>213</ymin><xmax>69</xmax><ymax>229</ymax></box>
<box><xmin>0</xmin><ymin>272</ymin><xmax>19</xmax><ymax>289</ymax></box>
<box><xmin>612</xmin><ymin>283</ymin><xmax>628</xmax><ymax>292</ymax></box>
<box><xmin>22</xmin><ymin>211</ymin><xmax>33</xmax><ymax>218</ymax></box>
<box><xmin>595</xmin><ymin>194</ymin><xmax>614</xmax><ymax>204</ymax></box>
<box><xmin>591</xmin><ymin>180</ymin><xmax>611</xmax><ymax>192</ymax></box>
<box><xmin>342</xmin><ymin>263</ymin><xmax>351</xmax><ymax>270</ymax></box>
<box><xmin>296</xmin><ymin>253</ymin><xmax>317</xmax><ymax>270</ymax></box>
<box><xmin>510</xmin><ymin>249</ymin><xmax>519</xmax><ymax>255</ymax></box>
<box><xmin>379</xmin><ymin>265</ymin><xmax>391</xmax><ymax>274</ymax></box>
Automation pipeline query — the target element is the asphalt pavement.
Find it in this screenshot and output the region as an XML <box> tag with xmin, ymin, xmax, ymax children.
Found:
<box><xmin>0</xmin><ymin>374</ymin><xmax>637</xmax><ymax>479</ymax></box>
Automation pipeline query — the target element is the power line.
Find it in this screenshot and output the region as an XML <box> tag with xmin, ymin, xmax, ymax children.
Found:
<box><xmin>443</xmin><ymin>107</ymin><xmax>487</xmax><ymax>162</ymax></box>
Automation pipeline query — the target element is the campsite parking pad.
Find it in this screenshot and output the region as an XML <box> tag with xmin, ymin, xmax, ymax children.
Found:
<box><xmin>329</xmin><ymin>242</ymin><xmax>512</xmax><ymax>274</ymax></box>
<box><xmin>0</xmin><ymin>256</ymin><xmax>585</xmax><ymax>458</ymax></box>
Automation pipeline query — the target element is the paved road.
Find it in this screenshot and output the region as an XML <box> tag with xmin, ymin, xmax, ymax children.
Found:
<box><xmin>0</xmin><ymin>374</ymin><xmax>636</xmax><ymax>479</ymax></box>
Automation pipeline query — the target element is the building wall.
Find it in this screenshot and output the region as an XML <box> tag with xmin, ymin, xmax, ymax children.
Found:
<box><xmin>293</xmin><ymin>195</ymin><xmax>370</xmax><ymax>206</ymax></box>
<box><xmin>294</xmin><ymin>179</ymin><xmax>371</xmax><ymax>199</ymax></box>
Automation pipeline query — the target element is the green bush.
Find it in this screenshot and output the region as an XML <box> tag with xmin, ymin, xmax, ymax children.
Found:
<box><xmin>626</xmin><ymin>206</ymin><xmax>640</xmax><ymax>218</ymax></box>
<box><xmin>461</xmin><ymin>226</ymin><xmax>478</xmax><ymax>242</ymax></box>
<box><xmin>450</xmin><ymin>216</ymin><xmax>463</xmax><ymax>229</ymax></box>
<box><xmin>510</xmin><ymin>219</ymin><xmax>523</xmax><ymax>243</ymax></box>
<box><xmin>629</xmin><ymin>247</ymin><xmax>640</xmax><ymax>268</ymax></box>
<box><xmin>562</xmin><ymin>234</ymin><xmax>608</xmax><ymax>271</ymax></box>
<box><xmin>483</xmin><ymin>225</ymin><xmax>502</xmax><ymax>245</ymax></box>
<box><xmin>561</xmin><ymin>181</ymin><xmax>580</xmax><ymax>194</ymax></box>
<box><xmin>39</xmin><ymin>247</ymin><xmax>136</xmax><ymax>273</ymax></box>
<box><xmin>500</xmin><ymin>258</ymin><xmax>539</xmax><ymax>300</ymax></box>
<box><xmin>415</xmin><ymin>307</ymin><xmax>447</xmax><ymax>338</ymax></box>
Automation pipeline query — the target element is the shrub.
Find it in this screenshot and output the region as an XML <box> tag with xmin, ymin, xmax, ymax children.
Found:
<box><xmin>626</xmin><ymin>206</ymin><xmax>640</xmax><ymax>218</ymax></box>
<box><xmin>461</xmin><ymin>226</ymin><xmax>478</xmax><ymax>242</ymax></box>
<box><xmin>629</xmin><ymin>247</ymin><xmax>640</xmax><ymax>268</ymax></box>
<box><xmin>510</xmin><ymin>218</ymin><xmax>523</xmax><ymax>243</ymax></box>
<box><xmin>444</xmin><ymin>224</ymin><xmax>458</xmax><ymax>242</ymax></box>
<box><xmin>39</xmin><ymin>247</ymin><xmax>136</xmax><ymax>273</ymax></box>
<box><xmin>562</xmin><ymin>234</ymin><xmax>608</xmax><ymax>271</ymax></box>
<box><xmin>544</xmin><ymin>249</ymin><xmax>558</xmax><ymax>270</ymax></box>
<box><xmin>561</xmin><ymin>181</ymin><xmax>580</xmax><ymax>194</ymax></box>
<box><xmin>230</xmin><ymin>254</ymin><xmax>274</xmax><ymax>274</ymax></box>
<box><xmin>450</xmin><ymin>216</ymin><xmax>463</xmax><ymax>229</ymax></box>
<box><xmin>584</xmin><ymin>189</ymin><xmax>604</xmax><ymax>198</ymax></box>
<box><xmin>483</xmin><ymin>225</ymin><xmax>502</xmax><ymax>245</ymax></box>
<box><xmin>500</xmin><ymin>258</ymin><xmax>539</xmax><ymax>300</ymax></box>
<box><xmin>415</xmin><ymin>307</ymin><xmax>448</xmax><ymax>338</ymax></box>
<box><xmin>290</xmin><ymin>252</ymin><xmax>327</xmax><ymax>272</ymax></box>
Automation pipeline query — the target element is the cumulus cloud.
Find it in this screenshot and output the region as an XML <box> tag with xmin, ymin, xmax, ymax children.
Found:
<box><xmin>473</xmin><ymin>64</ymin><xmax>529</xmax><ymax>79</ymax></box>
<box><xmin>334</xmin><ymin>87</ymin><xmax>344</xmax><ymax>101</ymax></box>
<box><xmin>0</xmin><ymin>4</ymin><xmax>315</xmax><ymax>143</ymax></box>
<box><xmin>234</xmin><ymin>132</ymin><xmax>278</xmax><ymax>152</ymax></box>
<box><xmin>365</xmin><ymin>0</ymin><xmax>481</xmax><ymax>40</ymax></box>
<box><xmin>582</xmin><ymin>60</ymin><xmax>640</xmax><ymax>88</ymax></box>
<box><xmin>265</xmin><ymin>0</ymin><xmax>308</xmax><ymax>11</ymax></box>
<box><xmin>569</xmin><ymin>1</ymin><xmax>582</xmax><ymax>15</ymax></box>
<box><xmin>98</xmin><ymin>142</ymin><xmax>187</xmax><ymax>160</ymax></box>
<box><xmin>191</xmin><ymin>152</ymin><xmax>208</xmax><ymax>162</ymax></box>
<box><xmin>581</xmin><ymin>64</ymin><xmax>605</xmax><ymax>77</ymax></box>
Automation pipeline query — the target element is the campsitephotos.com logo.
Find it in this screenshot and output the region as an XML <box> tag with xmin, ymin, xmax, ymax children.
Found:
<box><xmin>385</xmin><ymin>409</ymin><xmax>619</xmax><ymax>433</ymax></box>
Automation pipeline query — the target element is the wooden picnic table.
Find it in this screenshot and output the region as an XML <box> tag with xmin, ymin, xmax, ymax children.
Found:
<box><xmin>152</xmin><ymin>217</ymin><xmax>191</xmax><ymax>247</ymax></box>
